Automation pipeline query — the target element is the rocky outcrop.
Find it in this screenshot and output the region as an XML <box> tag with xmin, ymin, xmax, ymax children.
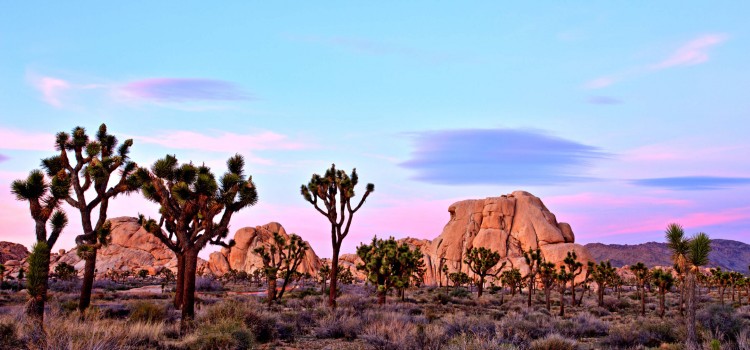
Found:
<box><xmin>207</xmin><ymin>222</ymin><xmax>322</xmax><ymax>277</ymax></box>
<box><xmin>51</xmin><ymin>217</ymin><xmax>203</xmax><ymax>276</ymax></box>
<box><xmin>0</xmin><ymin>242</ymin><xmax>29</xmax><ymax>264</ymax></box>
<box><xmin>423</xmin><ymin>191</ymin><xmax>593</xmax><ymax>285</ymax></box>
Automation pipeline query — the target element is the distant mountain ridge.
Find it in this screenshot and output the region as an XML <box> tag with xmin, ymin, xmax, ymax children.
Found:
<box><xmin>585</xmin><ymin>239</ymin><xmax>750</xmax><ymax>274</ymax></box>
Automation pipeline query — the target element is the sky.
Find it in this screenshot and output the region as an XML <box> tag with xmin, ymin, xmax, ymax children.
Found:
<box><xmin>1</xmin><ymin>2</ymin><xmax>749</xmax><ymax>259</ymax></box>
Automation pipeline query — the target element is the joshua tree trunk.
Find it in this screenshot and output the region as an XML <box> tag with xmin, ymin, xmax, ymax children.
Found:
<box><xmin>174</xmin><ymin>252</ymin><xmax>185</xmax><ymax>309</ymax></box>
<box><xmin>527</xmin><ymin>277</ymin><xmax>533</xmax><ymax>307</ymax></box>
<box><xmin>570</xmin><ymin>283</ymin><xmax>576</xmax><ymax>307</ymax></box>
<box><xmin>559</xmin><ymin>287</ymin><xmax>565</xmax><ymax>317</ymax></box>
<box><xmin>78</xmin><ymin>249</ymin><xmax>97</xmax><ymax>313</ymax></box>
<box><xmin>685</xmin><ymin>272</ymin><xmax>699</xmax><ymax>350</ymax></box>
<box><xmin>267</xmin><ymin>276</ymin><xmax>277</xmax><ymax>305</ymax></box>
<box><xmin>329</xmin><ymin>245</ymin><xmax>340</xmax><ymax>308</ymax></box>
<box><xmin>545</xmin><ymin>288</ymin><xmax>551</xmax><ymax>310</ymax></box>
<box><xmin>478</xmin><ymin>276</ymin><xmax>485</xmax><ymax>298</ymax></box>
<box><xmin>640</xmin><ymin>287</ymin><xmax>646</xmax><ymax>317</ymax></box>
<box><xmin>598</xmin><ymin>284</ymin><xmax>605</xmax><ymax>307</ymax></box>
<box><xmin>659</xmin><ymin>290</ymin><xmax>666</xmax><ymax>318</ymax></box>
<box><xmin>180</xmin><ymin>249</ymin><xmax>199</xmax><ymax>333</ymax></box>
<box><xmin>678</xmin><ymin>280</ymin><xmax>684</xmax><ymax>316</ymax></box>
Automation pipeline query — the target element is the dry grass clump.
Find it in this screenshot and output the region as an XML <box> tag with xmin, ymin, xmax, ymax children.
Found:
<box><xmin>528</xmin><ymin>333</ymin><xmax>578</xmax><ymax>350</ymax></box>
<box><xmin>128</xmin><ymin>301</ymin><xmax>166</xmax><ymax>323</ymax></box>
<box><xmin>604</xmin><ymin>317</ymin><xmax>680</xmax><ymax>348</ymax></box>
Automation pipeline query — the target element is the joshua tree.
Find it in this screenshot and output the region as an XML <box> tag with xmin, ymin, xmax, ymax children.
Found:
<box><xmin>318</xmin><ymin>264</ymin><xmax>331</xmax><ymax>292</ymax></box>
<box><xmin>41</xmin><ymin>125</ymin><xmax>139</xmax><ymax>314</ymax></box>
<box><xmin>666</xmin><ymin>227</ymin><xmax>711</xmax><ymax>350</ymax></box>
<box><xmin>448</xmin><ymin>271</ymin><xmax>471</xmax><ymax>289</ymax></box>
<box><xmin>395</xmin><ymin>244</ymin><xmax>425</xmax><ymax>301</ymax></box>
<box><xmin>590</xmin><ymin>260</ymin><xmax>616</xmax><ymax>307</ymax></box>
<box><xmin>501</xmin><ymin>268</ymin><xmax>522</xmax><ymax>297</ymax></box>
<box><xmin>666</xmin><ymin>223</ymin><xmax>689</xmax><ymax>315</ymax></box>
<box><xmin>53</xmin><ymin>262</ymin><xmax>77</xmax><ymax>281</ymax></box>
<box><xmin>338</xmin><ymin>267</ymin><xmax>354</xmax><ymax>285</ymax></box>
<box><xmin>254</xmin><ymin>232</ymin><xmax>309</xmax><ymax>303</ymax></box>
<box><xmin>464</xmin><ymin>247</ymin><xmax>503</xmax><ymax>298</ymax></box>
<box><xmin>12</xmin><ymin>167</ymin><xmax>70</xmax><ymax>344</ymax></box>
<box><xmin>556</xmin><ymin>265</ymin><xmax>575</xmax><ymax>317</ymax></box>
<box><xmin>523</xmin><ymin>248</ymin><xmax>542</xmax><ymax>307</ymax></box>
<box><xmin>651</xmin><ymin>268</ymin><xmax>674</xmax><ymax>318</ymax></box>
<box><xmin>563</xmin><ymin>251</ymin><xmax>583</xmax><ymax>306</ymax></box>
<box><xmin>629</xmin><ymin>262</ymin><xmax>650</xmax><ymax>317</ymax></box>
<box><xmin>356</xmin><ymin>236</ymin><xmax>423</xmax><ymax>304</ymax></box>
<box><xmin>538</xmin><ymin>260</ymin><xmax>557</xmax><ymax>310</ymax></box>
<box><xmin>710</xmin><ymin>268</ymin><xmax>728</xmax><ymax>304</ymax></box>
<box><xmin>729</xmin><ymin>271</ymin><xmax>743</xmax><ymax>303</ymax></box>
<box><xmin>135</xmin><ymin>154</ymin><xmax>257</xmax><ymax>332</ymax></box>
<box><xmin>300</xmin><ymin>164</ymin><xmax>374</xmax><ymax>308</ymax></box>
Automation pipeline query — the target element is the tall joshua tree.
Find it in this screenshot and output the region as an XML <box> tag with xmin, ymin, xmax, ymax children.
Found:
<box><xmin>538</xmin><ymin>260</ymin><xmax>557</xmax><ymax>311</ymax></box>
<box><xmin>666</xmin><ymin>226</ymin><xmax>711</xmax><ymax>350</ymax></box>
<box><xmin>465</xmin><ymin>247</ymin><xmax>504</xmax><ymax>298</ymax></box>
<box><xmin>254</xmin><ymin>232</ymin><xmax>309</xmax><ymax>304</ymax></box>
<box><xmin>556</xmin><ymin>265</ymin><xmax>575</xmax><ymax>317</ymax></box>
<box><xmin>300</xmin><ymin>164</ymin><xmax>374</xmax><ymax>308</ymax></box>
<box><xmin>523</xmin><ymin>248</ymin><xmax>542</xmax><ymax>307</ymax></box>
<box><xmin>589</xmin><ymin>260</ymin><xmax>616</xmax><ymax>307</ymax></box>
<box><xmin>11</xmin><ymin>168</ymin><xmax>70</xmax><ymax>345</ymax></box>
<box><xmin>136</xmin><ymin>154</ymin><xmax>257</xmax><ymax>332</ymax></box>
<box><xmin>630</xmin><ymin>262</ymin><xmax>650</xmax><ymax>317</ymax></box>
<box><xmin>665</xmin><ymin>223</ymin><xmax>688</xmax><ymax>315</ymax></box>
<box><xmin>41</xmin><ymin>125</ymin><xmax>139</xmax><ymax>314</ymax></box>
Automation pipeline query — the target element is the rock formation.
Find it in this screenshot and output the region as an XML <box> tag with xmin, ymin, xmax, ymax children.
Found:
<box><xmin>207</xmin><ymin>222</ymin><xmax>322</xmax><ymax>277</ymax></box>
<box><xmin>0</xmin><ymin>242</ymin><xmax>29</xmax><ymax>264</ymax></box>
<box><xmin>423</xmin><ymin>191</ymin><xmax>592</xmax><ymax>285</ymax></box>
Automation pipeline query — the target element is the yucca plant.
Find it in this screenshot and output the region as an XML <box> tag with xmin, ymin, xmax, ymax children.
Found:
<box><xmin>135</xmin><ymin>154</ymin><xmax>257</xmax><ymax>332</ymax></box>
<box><xmin>629</xmin><ymin>262</ymin><xmax>650</xmax><ymax>317</ymax></box>
<box><xmin>563</xmin><ymin>251</ymin><xmax>583</xmax><ymax>306</ymax></box>
<box><xmin>300</xmin><ymin>164</ymin><xmax>374</xmax><ymax>308</ymax></box>
<box><xmin>11</xmin><ymin>167</ymin><xmax>70</xmax><ymax>346</ymax></box>
<box><xmin>465</xmin><ymin>246</ymin><xmax>504</xmax><ymax>298</ymax></box>
<box><xmin>589</xmin><ymin>260</ymin><xmax>616</xmax><ymax>307</ymax></box>
<box><xmin>651</xmin><ymin>268</ymin><xmax>674</xmax><ymax>318</ymax></box>
<box><xmin>538</xmin><ymin>260</ymin><xmax>557</xmax><ymax>311</ymax></box>
<box><xmin>523</xmin><ymin>248</ymin><xmax>542</xmax><ymax>306</ymax></box>
<box><xmin>666</xmin><ymin>223</ymin><xmax>689</xmax><ymax>315</ymax></box>
<box><xmin>40</xmin><ymin>124</ymin><xmax>139</xmax><ymax>314</ymax></box>
<box><xmin>254</xmin><ymin>232</ymin><xmax>309</xmax><ymax>304</ymax></box>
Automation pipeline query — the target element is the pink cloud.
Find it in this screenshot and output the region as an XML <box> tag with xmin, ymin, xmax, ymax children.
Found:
<box><xmin>33</xmin><ymin>76</ymin><xmax>71</xmax><ymax>107</ymax></box>
<box><xmin>602</xmin><ymin>206</ymin><xmax>750</xmax><ymax>236</ymax></box>
<box><xmin>546</xmin><ymin>192</ymin><xmax>692</xmax><ymax>208</ymax></box>
<box><xmin>651</xmin><ymin>34</ymin><xmax>728</xmax><ymax>70</ymax></box>
<box><xmin>0</xmin><ymin>128</ymin><xmax>55</xmax><ymax>151</ymax></box>
<box><xmin>584</xmin><ymin>77</ymin><xmax>616</xmax><ymax>89</ymax></box>
<box><xmin>136</xmin><ymin>130</ymin><xmax>311</xmax><ymax>156</ymax></box>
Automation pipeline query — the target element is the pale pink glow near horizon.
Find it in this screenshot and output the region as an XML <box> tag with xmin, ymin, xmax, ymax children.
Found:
<box><xmin>0</xmin><ymin>128</ymin><xmax>55</xmax><ymax>151</ymax></box>
<box><xmin>136</xmin><ymin>130</ymin><xmax>311</xmax><ymax>155</ymax></box>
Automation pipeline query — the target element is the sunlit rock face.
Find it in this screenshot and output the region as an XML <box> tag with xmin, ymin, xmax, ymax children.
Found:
<box><xmin>422</xmin><ymin>191</ymin><xmax>592</xmax><ymax>285</ymax></box>
<box><xmin>207</xmin><ymin>222</ymin><xmax>322</xmax><ymax>277</ymax></box>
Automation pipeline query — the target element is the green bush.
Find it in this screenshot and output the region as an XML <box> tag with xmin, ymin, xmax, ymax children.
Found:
<box><xmin>129</xmin><ymin>301</ymin><xmax>165</xmax><ymax>323</ymax></box>
<box><xmin>191</xmin><ymin>319</ymin><xmax>253</xmax><ymax>350</ymax></box>
<box><xmin>450</xmin><ymin>287</ymin><xmax>471</xmax><ymax>299</ymax></box>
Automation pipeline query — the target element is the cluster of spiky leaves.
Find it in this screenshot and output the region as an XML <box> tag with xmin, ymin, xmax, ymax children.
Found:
<box><xmin>448</xmin><ymin>271</ymin><xmax>472</xmax><ymax>287</ymax></box>
<box><xmin>651</xmin><ymin>268</ymin><xmax>675</xmax><ymax>290</ymax></box>
<box><xmin>136</xmin><ymin>153</ymin><xmax>257</xmax><ymax>250</ymax></box>
<box><xmin>630</xmin><ymin>262</ymin><xmax>651</xmax><ymax>285</ymax></box>
<box><xmin>254</xmin><ymin>232</ymin><xmax>308</xmax><ymax>281</ymax></box>
<box><xmin>356</xmin><ymin>236</ymin><xmax>425</xmax><ymax>300</ymax></box>
<box><xmin>465</xmin><ymin>247</ymin><xmax>503</xmax><ymax>278</ymax></box>
<box><xmin>665</xmin><ymin>223</ymin><xmax>712</xmax><ymax>269</ymax></box>
<box><xmin>588</xmin><ymin>260</ymin><xmax>617</xmax><ymax>289</ymax></box>
<box><xmin>500</xmin><ymin>268</ymin><xmax>522</xmax><ymax>292</ymax></box>
<box><xmin>11</xmin><ymin>169</ymin><xmax>70</xmax><ymax>246</ymax></box>
<box><xmin>26</xmin><ymin>242</ymin><xmax>50</xmax><ymax>299</ymax></box>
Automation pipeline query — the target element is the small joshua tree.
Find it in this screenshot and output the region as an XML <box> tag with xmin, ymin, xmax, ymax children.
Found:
<box><xmin>501</xmin><ymin>268</ymin><xmax>522</xmax><ymax>297</ymax></box>
<box><xmin>338</xmin><ymin>266</ymin><xmax>355</xmax><ymax>285</ymax></box>
<box><xmin>589</xmin><ymin>260</ymin><xmax>616</xmax><ymax>307</ymax></box>
<box><xmin>356</xmin><ymin>236</ymin><xmax>424</xmax><ymax>304</ymax></box>
<box><xmin>318</xmin><ymin>264</ymin><xmax>331</xmax><ymax>292</ymax></box>
<box><xmin>12</xmin><ymin>166</ymin><xmax>70</xmax><ymax>344</ymax></box>
<box><xmin>538</xmin><ymin>261</ymin><xmax>557</xmax><ymax>311</ymax></box>
<box><xmin>41</xmin><ymin>125</ymin><xmax>139</xmax><ymax>314</ymax></box>
<box><xmin>563</xmin><ymin>251</ymin><xmax>583</xmax><ymax>306</ymax></box>
<box><xmin>651</xmin><ymin>268</ymin><xmax>674</xmax><ymax>318</ymax></box>
<box><xmin>53</xmin><ymin>262</ymin><xmax>77</xmax><ymax>281</ymax></box>
<box><xmin>136</xmin><ymin>154</ymin><xmax>257</xmax><ymax>332</ymax></box>
<box><xmin>448</xmin><ymin>271</ymin><xmax>471</xmax><ymax>289</ymax></box>
<box><xmin>254</xmin><ymin>232</ymin><xmax>309</xmax><ymax>304</ymax></box>
<box><xmin>464</xmin><ymin>247</ymin><xmax>504</xmax><ymax>298</ymax></box>
<box><xmin>556</xmin><ymin>265</ymin><xmax>575</xmax><ymax>317</ymax></box>
<box><xmin>523</xmin><ymin>248</ymin><xmax>542</xmax><ymax>306</ymax></box>
<box><xmin>630</xmin><ymin>262</ymin><xmax>650</xmax><ymax>317</ymax></box>
<box><xmin>138</xmin><ymin>269</ymin><xmax>149</xmax><ymax>280</ymax></box>
<box><xmin>300</xmin><ymin>164</ymin><xmax>374</xmax><ymax>308</ymax></box>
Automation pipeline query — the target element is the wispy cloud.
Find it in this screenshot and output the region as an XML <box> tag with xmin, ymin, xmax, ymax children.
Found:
<box><xmin>0</xmin><ymin>128</ymin><xmax>55</xmax><ymax>151</ymax></box>
<box><xmin>135</xmin><ymin>130</ymin><xmax>311</xmax><ymax>159</ymax></box>
<box><xmin>0</xmin><ymin>154</ymin><xmax>8</xmax><ymax>162</ymax></box>
<box><xmin>400</xmin><ymin>128</ymin><xmax>608</xmax><ymax>186</ymax></box>
<box><xmin>650</xmin><ymin>34</ymin><xmax>728</xmax><ymax>70</ymax></box>
<box><xmin>120</xmin><ymin>78</ymin><xmax>250</xmax><ymax>102</ymax></box>
<box><xmin>587</xmin><ymin>96</ymin><xmax>622</xmax><ymax>105</ymax></box>
<box><xmin>631</xmin><ymin>176</ymin><xmax>750</xmax><ymax>190</ymax></box>
<box><xmin>585</xmin><ymin>33</ymin><xmax>727</xmax><ymax>89</ymax></box>
<box><xmin>32</xmin><ymin>76</ymin><xmax>71</xmax><ymax>107</ymax></box>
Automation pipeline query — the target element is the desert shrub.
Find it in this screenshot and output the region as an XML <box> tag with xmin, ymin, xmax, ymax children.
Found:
<box><xmin>605</xmin><ymin>319</ymin><xmax>677</xmax><ymax>348</ymax></box>
<box><xmin>0</xmin><ymin>321</ymin><xmax>22</xmax><ymax>349</ymax></box>
<box><xmin>248</xmin><ymin>313</ymin><xmax>279</xmax><ymax>343</ymax></box>
<box><xmin>556</xmin><ymin>312</ymin><xmax>608</xmax><ymax>338</ymax></box>
<box><xmin>286</xmin><ymin>287</ymin><xmax>320</xmax><ymax>299</ymax></box>
<box><xmin>602</xmin><ymin>296</ymin><xmax>630</xmax><ymax>312</ymax></box>
<box><xmin>361</xmin><ymin>312</ymin><xmax>417</xmax><ymax>350</ymax></box>
<box><xmin>93</xmin><ymin>279</ymin><xmax>129</xmax><ymax>291</ymax></box>
<box><xmin>129</xmin><ymin>301</ymin><xmax>165</xmax><ymax>323</ymax></box>
<box><xmin>498</xmin><ymin>310</ymin><xmax>553</xmax><ymax>346</ymax></box>
<box><xmin>48</xmin><ymin>278</ymin><xmax>81</xmax><ymax>292</ymax></box>
<box><xmin>191</xmin><ymin>319</ymin><xmax>253</xmax><ymax>350</ymax></box>
<box><xmin>338</xmin><ymin>292</ymin><xmax>372</xmax><ymax>313</ymax></box>
<box><xmin>59</xmin><ymin>299</ymin><xmax>79</xmax><ymax>313</ymax></box>
<box><xmin>443</xmin><ymin>313</ymin><xmax>496</xmax><ymax>340</ymax></box>
<box><xmin>529</xmin><ymin>333</ymin><xmax>578</xmax><ymax>350</ymax></box>
<box><xmin>315</xmin><ymin>313</ymin><xmax>359</xmax><ymax>340</ymax></box>
<box><xmin>434</xmin><ymin>291</ymin><xmax>452</xmax><ymax>305</ymax></box>
<box><xmin>450</xmin><ymin>287</ymin><xmax>472</xmax><ymax>299</ymax></box>
<box><xmin>444</xmin><ymin>334</ymin><xmax>516</xmax><ymax>350</ymax></box>
<box><xmin>697</xmin><ymin>303</ymin><xmax>745</xmax><ymax>341</ymax></box>
<box><xmin>195</xmin><ymin>276</ymin><xmax>223</xmax><ymax>292</ymax></box>
<box><xmin>737</xmin><ymin>328</ymin><xmax>750</xmax><ymax>350</ymax></box>
<box><xmin>588</xmin><ymin>306</ymin><xmax>611</xmax><ymax>317</ymax></box>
